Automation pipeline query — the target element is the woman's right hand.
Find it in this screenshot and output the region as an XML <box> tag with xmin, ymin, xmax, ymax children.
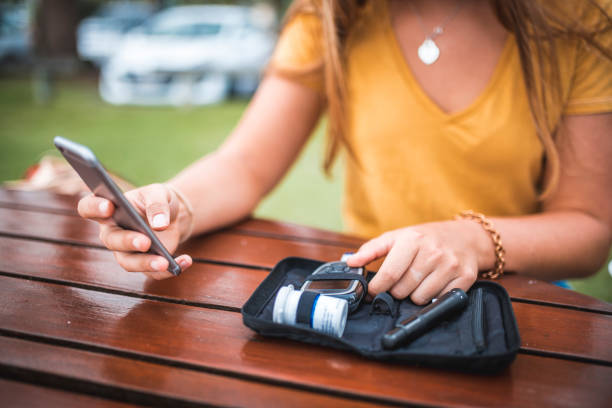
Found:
<box><xmin>77</xmin><ymin>183</ymin><xmax>193</xmax><ymax>279</ymax></box>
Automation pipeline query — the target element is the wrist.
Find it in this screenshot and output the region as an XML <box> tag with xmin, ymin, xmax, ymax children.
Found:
<box><xmin>165</xmin><ymin>183</ymin><xmax>194</xmax><ymax>243</ymax></box>
<box><xmin>455</xmin><ymin>211</ymin><xmax>506</xmax><ymax>279</ymax></box>
<box><xmin>176</xmin><ymin>202</ymin><xmax>194</xmax><ymax>243</ymax></box>
<box><xmin>461</xmin><ymin>219</ymin><xmax>496</xmax><ymax>269</ymax></box>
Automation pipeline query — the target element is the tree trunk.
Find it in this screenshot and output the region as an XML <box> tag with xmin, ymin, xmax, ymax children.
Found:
<box><xmin>33</xmin><ymin>0</ymin><xmax>78</xmax><ymax>58</ymax></box>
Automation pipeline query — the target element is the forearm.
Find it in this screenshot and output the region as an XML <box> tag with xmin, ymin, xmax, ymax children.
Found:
<box><xmin>167</xmin><ymin>148</ymin><xmax>265</xmax><ymax>235</ymax></box>
<box><xmin>475</xmin><ymin>211</ymin><xmax>611</xmax><ymax>280</ymax></box>
<box><xmin>166</xmin><ymin>76</ymin><xmax>323</xmax><ymax>238</ymax></box>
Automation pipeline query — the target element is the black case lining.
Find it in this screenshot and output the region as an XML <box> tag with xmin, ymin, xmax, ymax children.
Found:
<box><xmin>242</xmin><ymin>257</ymin><xmax>521</xmax><ymax>372</ymax></box>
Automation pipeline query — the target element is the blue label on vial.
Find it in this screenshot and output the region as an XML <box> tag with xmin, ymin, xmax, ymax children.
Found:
<box><xmin>310</xmin><ymin>294</ymin><xmax>321</xmax><ymax>328</ymax></box>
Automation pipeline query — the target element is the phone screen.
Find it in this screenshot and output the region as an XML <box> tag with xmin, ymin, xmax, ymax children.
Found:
<box><xmin>307</xmin><ymin>280</ymin><xmax>354</xmax><ymax>291</ymax></box>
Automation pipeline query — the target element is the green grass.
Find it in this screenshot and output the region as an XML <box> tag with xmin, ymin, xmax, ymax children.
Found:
<box><xmin>0</xmin><ymin>77</ymin><xmax>610</xmax><ymax>302</ymax></box>
<box><xmin>569</xmin><ymin>263</ymin><xmax>612</xmax><ymax>303</ymax></box>
<box><xmin>0</xmin><ymin>77</ymin><xmax>343</xmax><ymax>231</ymax></box>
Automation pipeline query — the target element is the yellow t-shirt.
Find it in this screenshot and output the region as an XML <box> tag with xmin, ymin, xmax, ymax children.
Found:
<box><xmin>270</xmin><ymin>0</ymin><xmax>612</xmax><ymax>238</ymax></box>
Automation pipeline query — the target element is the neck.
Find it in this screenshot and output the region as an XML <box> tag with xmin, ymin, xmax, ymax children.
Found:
<box><xmin>393</xmin><ymin>0</ymin><xmax>490</xmax><ymax>33</ymax></box>
<box><xmin>402</xmin><ymin>0</ymin><xmax>482</xmax><ymax>19</ymax></box>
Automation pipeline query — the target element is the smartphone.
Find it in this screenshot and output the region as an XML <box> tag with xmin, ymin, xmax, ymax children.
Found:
<box><xmin>54</xmin><ymin>136</ymin><xmax>181</xmax><ymax>276</ymax></box>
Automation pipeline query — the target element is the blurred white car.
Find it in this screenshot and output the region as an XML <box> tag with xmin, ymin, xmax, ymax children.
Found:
<box><xmin>77</xmin><ymin>1</ymin><xmax>154</xmax><ymax>65</ymax></box>
<box><xmin>99</xmin><ymin>5</ymin><xmax>276</xmax><ymax>106</ymax></box>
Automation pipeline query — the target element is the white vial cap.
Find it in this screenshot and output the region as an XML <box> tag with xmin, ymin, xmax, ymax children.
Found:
<box><xmin>273</xmin><ymin>284</ymin><xmax>294</xmax><ymax>324</ymax></box>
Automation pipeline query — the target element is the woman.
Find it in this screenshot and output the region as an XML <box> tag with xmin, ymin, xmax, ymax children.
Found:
<box><xmin>78</xmin><ymin>0</ymin><xmax>612</xmax><ymax>305</ymax></box>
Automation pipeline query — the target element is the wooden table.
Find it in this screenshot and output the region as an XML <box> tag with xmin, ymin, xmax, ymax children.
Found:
<box><xmin>0</xmin><ymin>189</ymin><xmax>610</xmax><ymax>407</ymax></box>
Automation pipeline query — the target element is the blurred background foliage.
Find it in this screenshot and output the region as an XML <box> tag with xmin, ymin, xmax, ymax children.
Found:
<box><xmin>0</xmin><ymin>0</ymin><xmax>609</xmax><ymax>301</ymax></box>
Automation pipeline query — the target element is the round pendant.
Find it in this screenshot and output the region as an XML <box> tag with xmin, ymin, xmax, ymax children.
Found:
<box><xmin>417</xmin><ymin>38</ymin><xmax>440</xmax><ymax>65</ymax></box>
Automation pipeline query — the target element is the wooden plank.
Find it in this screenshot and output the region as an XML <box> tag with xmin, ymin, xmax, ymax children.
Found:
<box><xmin>0</xmin><ymin>379</ymin><xmax>138</xmax><ymax>408</ymax></box>
<box><xmin>181</xmin><ymin>231</ymin><xmax>354</xmax><ymax>266</ymax></box>
<box><xmin>231</xmin><ymin>218</ymin><xmax>365</xmax><ymax>247</ymax></box>
<box><xmin>0</xmin><ymin>189</ymin><xmax>364</xmax><ymax>246</ymax></box>
<box><xmin>0</xmin><ymin>207</ymin><xmax>354</xmax><ymax>265</ymax></box>
<box><xmin>0</xmin><ymin>337</ymin><xmax>379</xmax><ymax>408</ymax></box>
<box><xmin>0</xmin><ymin>378</ymin><xmax>138</xmax><ymax>408</ymax></box>
<box><xmin>4</xmin><ymin>341</ymin><xmax>608</xmax><ymax>408</ymax></box>
<box><xmin>500</xmin><ymin>274</ymin><xmax>612</xmax><ymax>314</ymax></box>
<box><xmin>0</xmin><ymin>207</ymin><xmax>100</xmax><ymax>245</ymax></box>
<box><xmin>0</xmin><ymin>189</ymin><xmax>79</xmax><ymax>214</ymax></box>
<box><xmin>2</xmin><ymin>236</ymin><xmax>610</xmax><ymax>364</ymax></box>
<box><xmin>514</xmin><ymin>302</ymin><xmax>612</xmax><ymax>362</ymax></box>
<box><xmin>0</xmin><ymin>235</ymin><xmax>265</xmax><ymax>310</ymax></box>
<box><xmin>1</xmin><ymin>276</ymin><xmax>610</xmax><ymax>407</ymax></box>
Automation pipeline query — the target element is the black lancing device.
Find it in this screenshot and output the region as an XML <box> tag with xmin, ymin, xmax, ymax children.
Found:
<box><xmin>381</xmin><ymin>288</ymin><xmax>469</xmax><ymax>350</ymax></box>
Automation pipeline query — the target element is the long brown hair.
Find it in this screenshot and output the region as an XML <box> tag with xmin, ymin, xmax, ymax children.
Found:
<box><xmin>281</xmin><ymin>0</ymin><xmax>611</xmax><ymax>198</ymax></box>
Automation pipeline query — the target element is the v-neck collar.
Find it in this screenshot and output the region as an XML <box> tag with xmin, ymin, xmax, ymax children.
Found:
<box><xmin>380</xmin><ymin>0</ymin><xmax>515</xmax><ymax>122</ymax></box>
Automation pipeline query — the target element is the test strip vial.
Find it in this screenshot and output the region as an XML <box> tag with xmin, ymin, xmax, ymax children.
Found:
<box><xmin>273</xmin><ymin>285</ymin><xmax>348</xmax><ymax>337</ymax></box>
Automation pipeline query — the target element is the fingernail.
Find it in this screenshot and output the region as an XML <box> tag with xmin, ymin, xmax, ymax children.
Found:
<box><xmin>99</xmin><ymin>201</ymin><xmax>110</xmax><ymax>214</ymax></box>
<box><xmin>133</xmin><ymin>236</ymin><xmax>147</xmax><ymax>251</ymax></box>
<box><xmin>152</xmin><ymin>214</ymin><xmax>167</xmax><ymax>228</ymax></box>
<box><xmin>150</xmin><ymin>259</ymin><xmax>165</xmax><ymax>271</ymax></box>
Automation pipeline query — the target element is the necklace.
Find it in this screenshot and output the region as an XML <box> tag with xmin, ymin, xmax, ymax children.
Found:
<box><xmin>409</xmin><ymin>1</ymin><xmax>465</xmax><ymax>65</ymax></box>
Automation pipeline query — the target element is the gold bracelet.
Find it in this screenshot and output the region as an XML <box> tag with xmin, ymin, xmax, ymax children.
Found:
<box><xmin>165</xmin><ymin>184</ymin><xmax>194</xmax><ymax>244</ymax></box>
<box><xmin>455</xmin><ymin>210</ymin><xmax>506</xmax><ymax>279</ymax></box>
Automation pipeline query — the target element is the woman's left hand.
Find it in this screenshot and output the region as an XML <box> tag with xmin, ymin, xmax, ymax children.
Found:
<box><xmin>346</xmin><ymin>220</ymin><xmax>492</xmax><ymax>305</ymax></box>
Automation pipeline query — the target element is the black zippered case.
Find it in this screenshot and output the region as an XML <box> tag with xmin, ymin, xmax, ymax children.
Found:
<box><xmin>242</xmin><ymin>257</ymin><xmax>521</xmax><ymax>372</ymax></box>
